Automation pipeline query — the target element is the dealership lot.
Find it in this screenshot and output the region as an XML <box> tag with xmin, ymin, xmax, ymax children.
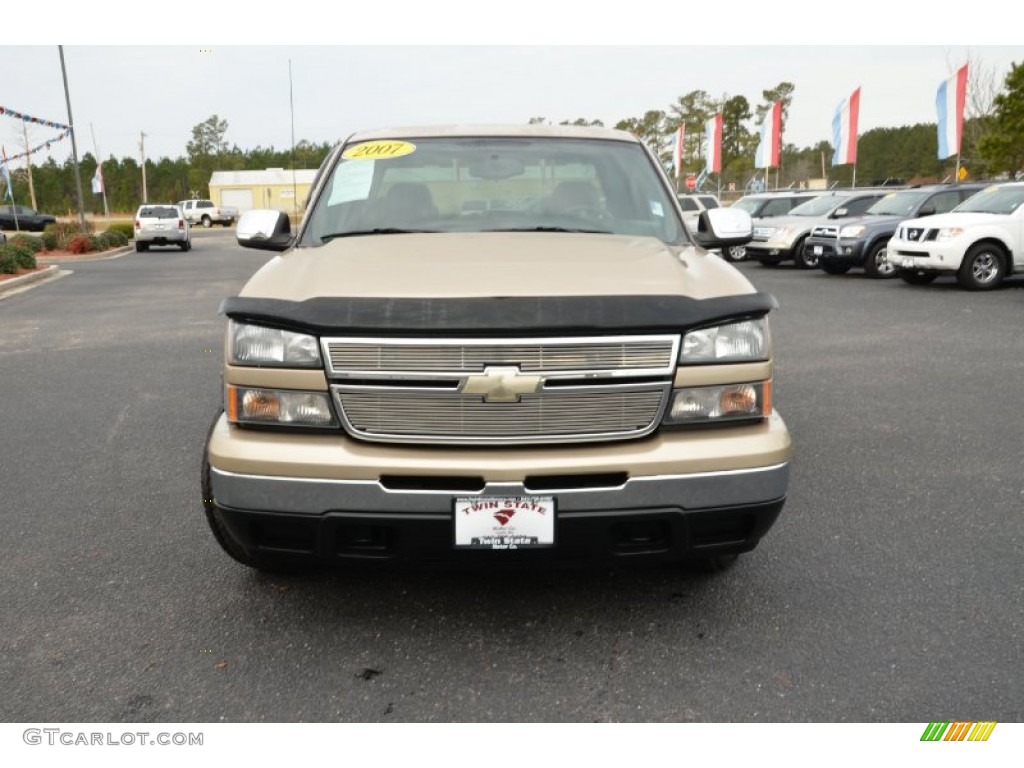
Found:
<box><xmin>0</xmin><ymin>235</ymin><xmax>1021</xmax><ymax>722</ymax></box>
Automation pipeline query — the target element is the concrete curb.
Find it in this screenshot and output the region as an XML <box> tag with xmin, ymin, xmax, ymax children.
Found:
<box><xmin>0</xmin><ymin>265</ymin><xmax>67</xmax><ymax>299</ymax></box>
<box><xmin>37</xmin><ymin>244</ymin><xmax>135</xmax><ymax>265</ymax></box>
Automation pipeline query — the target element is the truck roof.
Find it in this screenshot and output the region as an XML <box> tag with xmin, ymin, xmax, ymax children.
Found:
<box><xmin>346</xmin><ymin>124</ymin><xmax>641</xmax><ymax>143</ymax></box>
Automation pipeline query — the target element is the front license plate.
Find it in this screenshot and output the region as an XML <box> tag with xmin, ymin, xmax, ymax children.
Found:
<box><xmin>454</xmin><ymin>496</ymin><xmax>555</xmax><ymax>549</ymax></box>
<box><xmin>813</xmin><ymin>245</ymin><xmax>823</xmax><ymax>255</ymax></box>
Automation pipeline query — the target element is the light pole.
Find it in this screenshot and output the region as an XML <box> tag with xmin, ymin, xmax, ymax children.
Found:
<box><xmin>58</xmin><ymin>45</ymin><xmax>88</xmax><ymax>233</ymax></box>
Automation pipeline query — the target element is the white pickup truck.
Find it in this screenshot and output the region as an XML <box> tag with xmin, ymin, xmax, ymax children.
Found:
<box><xmin>176</xmin><ymin>199</ymin><xmax>237</xmax><ymax>228</ymax></box>
<box><xmin>888</xmin><ymin>182</ymin><xmax>1024</xmax><ymax>290</ymax></box>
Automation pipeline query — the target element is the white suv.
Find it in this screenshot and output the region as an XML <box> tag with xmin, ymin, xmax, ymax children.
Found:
<box><xmin>134</xmin><ymin>204</ymin><xmax>191</xmax><ymax>252</ymax></box>
<box><xmin>888</xmin><ymin>182</ymin><xmax>1024</xmax><ymax>290</ymax></box>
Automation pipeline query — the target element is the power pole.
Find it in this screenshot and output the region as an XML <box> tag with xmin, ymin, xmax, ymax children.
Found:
<box><xmin>58</xmin><ymin>45</ymin><xmax>89</xmax><ymax>234</ymax></box>
<box><xmin>139</xmin><ymin>131</ymin><xmax>148</xmax><ymax>203</ymax></box>
<box><xmin>22</xmin><ymin>122</ymin><xmax>37</xmax><ymax>210</ymax></box>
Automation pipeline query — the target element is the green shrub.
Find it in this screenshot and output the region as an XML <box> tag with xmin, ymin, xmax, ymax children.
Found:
<box><xmin>10</xmin><ymin>234</ymin><xmax>44</xmax><ymax>254</ymax></box>
<box><xmin>107</xmin><ymin>222</ymin><xmax>134</xmax><ymax>240</ymax></box>
<box><xmin>68</xmin><ymin>235</ymin><xmax>94</xmax><ymax>255</ymax></box>
<box><xmin>45</xmin><ymin>221</ymin><xmax>93</xmax><ymax>250</ymax></box>
<box><xmin>14</xmin><ymin>248</ymin><xmax>36</xmax><ymax>270</ymax></box>
<box><xmin>0</xmin><ymin>244</ymin><xmax>34</xmax><ymax>271</ymax></box>
<box><xmin>41</xmin><ymin>231</ymin><xmax>59</xmax><ymax>251</ymax></box>
<box><xmin>0</xmin><ymin>247</ymin><xmax>20</xmax><ymax>274</ymax></box>
<box><xmin>88</xmin><ymin>234</ymin><xmax>104</xmax><ymax>251</ymax></box>
<box><xmin>100</xmin><ymin>230</ymin><xmax>128</xmax><ymax>248</ymax></box>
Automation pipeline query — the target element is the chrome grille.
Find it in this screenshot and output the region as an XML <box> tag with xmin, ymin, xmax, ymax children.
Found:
<box><xmin>324</xmin><ymin>335</ymin><xmax>677</xmax><ymax>376</ymax></box>
<box><xmin>322</xmin><ymin>335</ymin><xmax>678</xmax><ymax>444</ymax></box>
<box><xmin>333</xmin><ymin>386</ymin><xmax>668</xmax><ymax>444</ymax></box>
<box><xmin>812</xmin><ymin>226</ymin><xmax>838</xmax><ymax>238</ymax></box>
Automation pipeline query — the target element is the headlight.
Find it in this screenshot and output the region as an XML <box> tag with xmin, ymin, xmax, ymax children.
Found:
<box><xmin>681</xmin><ymin>318</ymin><xmax>769</xmax><ymax>364</ymax></box>
<box><xmin>937</xmin><ymin>227</ymin><xmax>964</xmax><ymax>241</ymax></box>
<box><xmin>229</xmin><ymin>321</ymin><xmax>321</xmax><ymax>367</ymax></box>
<box><xmin>663</xmin><ymin>381</ymin><xmax>770</xmax><ymax>425</ymax></box>
<box><xmin>227</xmin><ymin>386</ymin><xmax>337</xmax><ymax>427</ymax></box>
<box><xmin>839</xmin><ymin>225</ymin><xmax>865</xmax><ymax>238</ymax></box>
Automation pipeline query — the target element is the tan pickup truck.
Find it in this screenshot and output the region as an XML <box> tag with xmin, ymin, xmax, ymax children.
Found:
<box><xmin>202</xmin><ymin>124</ymin><xmax>792</xmax><ymax>573</ymax></box>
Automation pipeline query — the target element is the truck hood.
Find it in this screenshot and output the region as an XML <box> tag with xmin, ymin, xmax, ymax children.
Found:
<box><xmin>239</xmin><ymin>232</ymin><xmax>752</xmax><ymax>302</ymax></box>
<box><xmin>899</xmin><ymin>211</ymin><xmax>1008</xmax><ymax>230</ymax></box>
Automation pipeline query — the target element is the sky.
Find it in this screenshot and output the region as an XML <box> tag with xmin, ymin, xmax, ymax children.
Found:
<box><xmin>5</xmin><ymin>6</ymin><xmax>1022</xmax><ymax>168</ymax></box>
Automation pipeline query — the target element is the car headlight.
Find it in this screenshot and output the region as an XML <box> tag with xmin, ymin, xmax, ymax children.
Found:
<box><xmin>663</xmin><ymin>381</ymin><xmax>770</xmax><ymax>425</ymax></box>
<box><xmin>681</xmin><ymin>318</ymin><xmax>769</xmax><ymax>364</ymax></box>
<box><xmin>229</xmin><ymin>321</ymin><xmax>321</xmax><ymax>367</ymax></box>
<box><xmin>839</xmin><ymin>225</ymin><xmax>865</xmax><ymax>238</ymax></box>
<box><xmin>226</xmin><ymin>385</ymin><xmax>337</xmax><ymax>427</ymax></box>
<box><xmin>936</xmin><ymin>227</ymin><xmax>964</xmax><ymax>241</ymax></box>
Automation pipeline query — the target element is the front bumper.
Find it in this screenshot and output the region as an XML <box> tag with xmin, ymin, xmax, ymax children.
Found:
<box><xmin>817</xmin><ymin>237</ymin><xmax>867</xmax><ymax>266</ymax></box>
<box><xmin>747</xmin><ymin>238</ymin><xmax>798</xmax><ymax>262</ymax></box>
<box><xmin>888</xmin><ymin>239</ymin><xmax>963</xmax><ymax>273</ymax></box>
<box><xmin>205</xmin><ymin>412</ymin><xmax>791</xmax><ymax>565</ymax></box>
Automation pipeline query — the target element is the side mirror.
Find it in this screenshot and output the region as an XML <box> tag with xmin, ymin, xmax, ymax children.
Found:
<box><xmin>694</xmin><ymin>208</ymin><xmax>753</xmax><ymax>249</ymax></box>
<box><xmin>918</xmin><ymin>206</ymin><xmax>936</xmax><ymax>217</ymax></box>
<box><xmin>236</xmin><ymin>210</ymin><xmax>294</xmax><ymax>252</ymax></box>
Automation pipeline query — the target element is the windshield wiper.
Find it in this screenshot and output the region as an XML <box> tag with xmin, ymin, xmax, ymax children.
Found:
<box><xmin>320</xmin><ymin>228</ymin><xmax>436</xmax><ymax>242</ymax></box>
<box><xmin>490</xmin><ymin>226</ymin><xmax>612</xmax><ymax>234</ymax></box>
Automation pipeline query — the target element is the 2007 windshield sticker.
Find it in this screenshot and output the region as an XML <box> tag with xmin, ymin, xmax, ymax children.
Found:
<box><xmin>342</xmin><ymin>140</ymin><xmax>416</xmax><ymax>160</ymax></box>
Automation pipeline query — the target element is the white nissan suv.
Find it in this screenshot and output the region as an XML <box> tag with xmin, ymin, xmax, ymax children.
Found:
<box><xmin>888</xmin><ymin>182</ymin><xmax>1024</xmax><ymax>290</ymax></box>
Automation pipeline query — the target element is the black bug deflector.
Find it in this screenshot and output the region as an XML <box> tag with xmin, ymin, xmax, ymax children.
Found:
<box><xmin>220</xmin><ymin>293</ymin><xmax>778</xmax><ymax>336</ymax></box>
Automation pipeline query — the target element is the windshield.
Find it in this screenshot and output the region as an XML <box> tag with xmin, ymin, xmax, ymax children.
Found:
<box><xmin>138</xmin><ymin>207</ymin><xmax>179</xmax><ymax>219</ymax></box>
<box><xmin>866</xmin><ymin>190</ymin><xmax>930</xmax><ymax>215</ymax></box>
<box><xmin>788</xmin><ymin>195</ymin><xmax>845</xmax><ymax>217</ymax></box>
<box><xmin>302</xmin><ymin>136</ymin><xmax>685</xmax><ymax>246</ymax></box>
<box><xmin>731</xmin><ymin>197</ymin><xmax>763</xmax><ymax>214</ymax></box>
<box><xmin>954</xmin><ymin>185</ymin><xmax>1024</xmax><ymax>215</ymax></box>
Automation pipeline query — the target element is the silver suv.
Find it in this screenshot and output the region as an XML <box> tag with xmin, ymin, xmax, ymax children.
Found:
<box><xmin>134</xmin><ymin>205</ymin><xmax>191</xmax><ymax>252</ymax></box>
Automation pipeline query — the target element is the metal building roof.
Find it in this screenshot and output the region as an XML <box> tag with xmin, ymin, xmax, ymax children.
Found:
<box><xmin>209</xmin><ymin>169</ymin><xmax>318</xmax><ymax>186</ymax></box>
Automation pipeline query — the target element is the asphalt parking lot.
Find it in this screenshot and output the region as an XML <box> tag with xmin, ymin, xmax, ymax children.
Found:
<box><xmin>0</xmin><ymin>233</ymin><xmax>1021</xmax><ymax>723</ymax></box>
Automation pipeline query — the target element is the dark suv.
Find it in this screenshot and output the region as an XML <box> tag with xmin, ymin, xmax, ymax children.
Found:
<box><xmin>0</xmin><ymin>205</ymin><xmax>57</xmax><ymax>232</ymax></box>
<box><xmin>813</xmin><ymin>184</ymin><xmax>988</xmax><ymax>278</ymax></box>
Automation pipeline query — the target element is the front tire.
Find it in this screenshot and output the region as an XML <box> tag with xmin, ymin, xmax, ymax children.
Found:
<box><xmin>863</xmin><ymin>241</ymin><xmax>895</xmax><ymax>278</ymax></box>
<box><xmin>793</xmin><ymin>238</ymin><xmax>817</xmax><ymax>269</ymax></box>
<box><xmin>201</xmin><ymin>215</ymin><xmax>212</xmax><ymax>228</ymax></box>
<box><xmin>722</xmin><ymin>244</ymin><xmax>747</xmax><ymax>262</ymax></box>
<box><xmin>957</xmin><ymin>243</ymin><xmax>1006</xmax><ymax>290</ymax></box>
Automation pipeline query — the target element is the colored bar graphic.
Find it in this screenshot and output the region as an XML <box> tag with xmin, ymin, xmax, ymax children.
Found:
<box><xmin>921</xmin><ymin>721</ymin><xmax>996</xmax><ymax>742</ymax></box>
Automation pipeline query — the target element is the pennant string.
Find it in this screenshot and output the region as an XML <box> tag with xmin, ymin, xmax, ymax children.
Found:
<box><xmin>0</xmin><ymin>105</ymin><xmax>73</xmax><ymax>163</ymax></box>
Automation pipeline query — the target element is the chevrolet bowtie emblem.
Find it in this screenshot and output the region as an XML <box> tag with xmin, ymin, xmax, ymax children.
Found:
<box><xmin>462</xmin><ymin>366</ymin><xmax>543</xmax><ymax>403</ymax></box>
